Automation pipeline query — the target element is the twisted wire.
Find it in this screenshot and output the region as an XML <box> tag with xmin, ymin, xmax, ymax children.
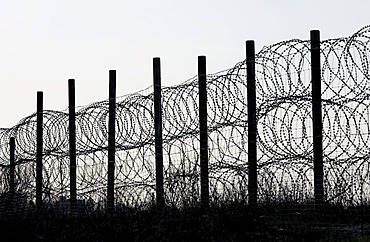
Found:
<box><xmin>1</xmin><ymin>26</ymin><xmax>370</xmax><ymax>207</ymax></box>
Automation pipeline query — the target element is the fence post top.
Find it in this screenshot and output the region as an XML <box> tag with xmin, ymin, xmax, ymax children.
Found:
<box><xmin>310</xmin><ymin>30</ymin><xmax>320</xmax><ymax>40</ymax></box>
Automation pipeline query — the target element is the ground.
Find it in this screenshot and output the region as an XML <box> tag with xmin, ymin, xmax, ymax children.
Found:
<box><xmin>1</xmin><ymin>202</ymin><xmax>370</xmax><ymax>241</ymax></box>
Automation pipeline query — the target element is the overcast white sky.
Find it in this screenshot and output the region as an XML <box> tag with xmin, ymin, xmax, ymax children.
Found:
<box><xmin>0</xmin><ymin>0</ymin><xmax>369</xmax><ymax>127</ymax></box>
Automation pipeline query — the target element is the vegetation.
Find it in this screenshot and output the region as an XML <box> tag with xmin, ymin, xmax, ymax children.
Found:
<box><xmin>1</xmin><ymin>199</ymin><xmax>370</xmax><ymax>241</ymax></box>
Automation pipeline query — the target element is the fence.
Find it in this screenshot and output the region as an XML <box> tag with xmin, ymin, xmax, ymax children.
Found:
<box><xmin>1</xmin><ymin>25</ymin><xmax>370</xmax><ymax>214</ymax></box>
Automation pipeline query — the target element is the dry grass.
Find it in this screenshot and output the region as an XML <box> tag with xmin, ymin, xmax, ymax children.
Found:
<box><xmin>1</xmin><ymin>201</ymin><xmax>370</xmax><ymax>241</ymax></box>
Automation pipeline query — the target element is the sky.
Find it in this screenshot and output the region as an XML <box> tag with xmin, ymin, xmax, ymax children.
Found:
<box><xmin>0</xmin><ymin>0</ymin><xmax>369</xmax><ymax>128</ymax></box>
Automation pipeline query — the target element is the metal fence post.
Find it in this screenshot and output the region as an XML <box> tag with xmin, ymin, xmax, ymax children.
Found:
<box><xmin>311</xmin><ymin>30</ymin><xmax>324</xmax><ymax>205</ymax></box>
<box><xmin>198</xmin><ymin>56</ymin><xmax>209</xmax><ymax>208</ymax></box>
<box><xmin>246</xmin><ymin>40</ymin><xmax>257</xmax><ymax>207</ymax></box>
<box><xmin>36</xmin><ymin>91</ymin><xmax>43</xmax><ymax>210</ymax></box>
<box><xmin>69</xmin><ymin>79</ymin><xmax>77</xmax><ymax>213</ymax></box>
<box><xmin>107</xmin><ymin>70</ymin><xmax>116</xmax><ymax>214</ymax></box>
<box><xmin>9</xmin><ymin>137</ymin><xmax>15</xmax><ymax>214</ymax></box>
<box><xmin>153</xmin><ymin>57</ymin><xmax>164</xmax><ymax>207</ymax></box>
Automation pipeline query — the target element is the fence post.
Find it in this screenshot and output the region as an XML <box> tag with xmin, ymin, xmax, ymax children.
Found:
<box><xmin>246</xmin><ymin>40</ymin><xmax>257</xmax><ymax>207</ymax></box>
<box><xmin>107</xmin><ymin>70</ymin><xmax>116</xmax><ymax>214</ymax></box>
<box><xmin>36</xmin><ymin>91</ymin><xmax>43</xmax><ymax>210</ymax></box>
<box><xmin>311</xmin><ymin>30</ymin><xmax>324</xmax><ymax>205</ymax></box>
<box><xmin>198</xmin><ymin>56</ymin><xmax>209</xmax><ymax>208</ymax></box>
<box><xmin>69</xmin><ymin>79</ymin><xmax>77</xmax><ymax>213</ymax></box>
<box><xmin>153</xmin><ymin>57</ymin><xmax>164</xmax><ymax>207</ymax></box>
<box><xmin>9</xmin><ymin>137</ymin><xmax>15</xmax><ymax>214</ymax></box>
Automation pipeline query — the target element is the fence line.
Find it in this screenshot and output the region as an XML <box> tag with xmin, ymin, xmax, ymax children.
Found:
<box><xmin>1</xmin><ymin>26</ymin><xmax>370</xmax><ymax>214</ymax></box>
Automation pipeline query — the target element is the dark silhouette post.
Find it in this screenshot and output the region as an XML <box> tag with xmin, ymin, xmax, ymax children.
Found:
<box><xmin>36</xmin><ymin>91</ymin><xmax>43</xmax><ymax>209</ymax></box>
<box><xmin>246</xmin><ymin>40</ymin><xmax>257</xmax><ymax>207</ymax></box>
<box><xmin>107</xmin><ymin>70</ymin><xmax>116</xmax><ymax>214</ymax></box>
<box><xmin>68</xmin><ymin>79</ymin><xmax>77</xmax><ymax>213</ymax></box>
<box><xmin>9</xmin><ymin>137</ymin><xmax>15</xmax><ymax>213</ymax></box>
<box><xmin>311</xmin><ymin>30</ymin><xmax>324</xmax><ymax>205</ymax></box>
<box><xmin>153</xmin><ymin>57</ymin><xmax>164</xmax><ymax>207</ymax></box>
<box><xmin>198</xmin><ymin>56</ymin><xmax>209</xmax><ymax>208</ymax></box>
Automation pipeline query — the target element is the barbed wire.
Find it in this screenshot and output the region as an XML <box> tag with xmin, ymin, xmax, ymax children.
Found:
<box><xmin>1</xmin><ymin>25</ymin><xmax>370</xmax><ymax>208</ymax></box>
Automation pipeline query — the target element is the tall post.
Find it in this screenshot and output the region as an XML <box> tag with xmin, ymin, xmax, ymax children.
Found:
<box><xmin>9</xmin><ymin>137</ymin><xmax>15</xmax><ymax>213</ymax></box>
<box><xmin>68</xmin><ymin>79</ymin><xmax>77</xmax><ymax>213</ymax></box>
<box><xmin>198</xmin><ymin>56</ymin><xmax>209</xmax><ymax>208</ymax></box>
<box><xmin>153</xmin><ymin>57</ymin><xmax>164</xmax><ymax>207</ymax></box>
<box><xmin>36</xmin><ymin>91</ymin><xmax>43</xmax><ymax>209</ymax></box>
<box><xmin>107</xmin><ymin>70</ymin><xmax>116</xmax><ymax>214</ymax></box>
<box><xmin>311</xmin><ymin>30</ymin><xmax>324</xmax><ymax>205</ymax></box>
<box><xmin>246</xmin><ymin>40</ymin><xmax>257</xmax><ymax>207</ymax></box>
